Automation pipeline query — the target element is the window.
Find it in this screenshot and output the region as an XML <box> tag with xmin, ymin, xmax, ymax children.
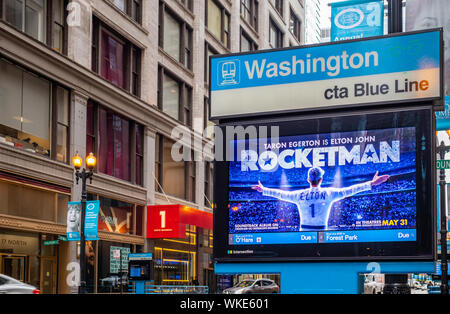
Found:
<box><xmin>134</xmin><ymin>124</ymin><xmax>144</xmax><ymax>186</ymax></box>
<box><xmin>98</xmin><ymin>107</ymin><xmax>130</xmax><ymax>181</ymax></box>
<box><xmin>131</xmin><ymin>0</ymin><xmax>141</xmax><ymax>23</ymax></box>
<box><xmin>51</xmin><ymin>0</ymin><xmax>68</xmax><ymax>53</ymax></box>
<box><xmin>289</xmin><ymin>9</ymin><xmax>301</xmax><ymax>42</ymax></box>
<box><xmin>240</xmin><ymin>29</ymin><xmax>258</xmax><ymax>52</ymax></box>
<box><xmin>101</xmin><ymin>29</ymin><xmax>126</xmax><ymax>89</ymax></box>
<box><xmin>203</xmin><ymin>97</ymin><xmax>215</xmax><ymax>139</ymax></box>
<box><xmin>0</xmin><ymin>179</ymin><xmax>70</xmax><ymax>222</ymax></box>
<box><xmin>189</xmin><ymin>150</ymin><xmax>196</xmax><ymax>202</ymax></box>
<box><xmin>54</xmin><ymin>86</ymin><xmax>69</xmax><ymax>163</ymax></box>
<box><xmin>163</xmin><ymin>10</ymin><xmax>181</xmax><ymax>61</ymax></box>
<box><xmin>269</xmin><ymin>18</ymin><xmax>283</xmax><ymax>48</ymax></box>
<box><xmin>177</xmin><ymin>0</ymin><xmax>193</xmax><ymax>11</ymax></box>
<box><xmin>112</xmin><ymin>0</ymin><xmax>126</xmax><ymax>12</ymax></box>
<box><xmin>207</xmin><ymin>0</ymin><xmax>221</xmax><ymax>40</ymax></box>
<box><xmin>274</xmin><ymin>0</ymin><xmax>283</xmax><ymax>17</ymax></box>
<box><xmin>162</xmin><ymin>73</ymin><xmax>179</xmax><ymax>120</ymax></box>
<box><xmin>158</xmin><ymin>66</ymin><xmax>192</xmax><ymax>126</ymax></box>
<box><xmin>155</xmin><ymin>134</ymin><xmax>196</xmax><ymax>202</ymax></box>
<box><xmin>184</xmin><ymin>27</ymin><xmax>192</xmax><ymax>69</ymax></box>
<box><xmin>240</xmin><ymin>0</ymin><xmax>258</xmax><ymax>30</ymax></box>
<box><xmin>159</xmin><ymin>4</ymin><xmax>193</xmax><ymax>69</ymax></box>
<box><xmin>86</xmin><ymin>101</ymin><xmax>96</xmax><ymax>157</ymax></box>
<box><xmin>2</xmin><ymin>0</ymin><xmax>68</xmax><ymax>54</ymax></box>
<box><xmin>204</xmin><ymin>43</ymin><xmax>217</xmax><ymax>83</ymax></box>
<box><xmin>98</xmin><ymin>196</ymin><xmax>134</xmax><ymax>234</ymax></box>
<box><xmin>86</xmin><ymin>194</ymin><xmax>145</xmax><ymax>236</ymax></box>
<box><xmin>86</xmin><ymin>101</ymin><xmax>144</xmax><ymax>185</ymax></box>
<box><xmin>92</xmin><ymin>17</ymin><xmax>142</xmax><ymax>97</ymax></box>
<box><xmin>154</xmin><ymin>246</ymin><xmax>196</xmax><ymax>285</ymax></box>
<box><xmin>0</xmin><ymin>277</ymin><xmax>7</xmax><ymax>285</ymax></box>
<box><xmin>204</xmin><ymin>161</ymin><xmax>213</xmax><ymax>207</ymax></box>
<box><xmin>0</xmin><ymin>58</ymin><xmax>69</xmax><ymax>162</ymax></box>
<box><xmin>206</xmin><ymin>0</ymin><xmax>230</xmax><ymax>48</ymax></box>
<box><xmin>131</xmin><ymin>47</ymin><xmax>141</xmax><ymax>96</ymax></box>
<box><xmin>224</xmin><ymin>13</ymin><xmax>230</xmax><ymax>48</ymax></box>
<box><xmin>4</xmin><ymin>0</ymin><xmax>46</xmax><ymax>41</ymax></box>
<box><xmin>110</xmin><ymin>0</ymin><xmax>141</xmax><ymax>23</ymax></box>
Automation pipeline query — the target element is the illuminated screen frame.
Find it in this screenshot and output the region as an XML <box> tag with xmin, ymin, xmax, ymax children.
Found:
<box><xmin>213</xmin><ymin>106</ymin><xmax>435</xmax><ymax>262</ymax></box>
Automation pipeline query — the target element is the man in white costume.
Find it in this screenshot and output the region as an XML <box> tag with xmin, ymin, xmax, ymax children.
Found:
<box><xmin>252</xmin><ymin>167</ymin><xmax>390</xmax><ymax>231</ymax></box>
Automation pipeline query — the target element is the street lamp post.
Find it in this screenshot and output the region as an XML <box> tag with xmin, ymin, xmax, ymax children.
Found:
<box><xmin>72</xmin><ymin>152</ymin><xmax>97</xmax><ymax>294</ymax></box>
<box><xmin>437</xmin><ymin>140</ymin><xmax>450</xmax><ymax>295</ymax></box>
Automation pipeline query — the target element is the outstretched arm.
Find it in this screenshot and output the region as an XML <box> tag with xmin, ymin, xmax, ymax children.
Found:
<box><xmin>251</xmin><ymin>181</ymin><xmax>264</xmax><ymax>193</ymax></box>
<box><xmin>332</xmin><ymin>171</ymin><xmax>390</xmax><ymax>200</ymax></box>
<box><xmin>252</xmin><ymin>181</ymin><xmax>298</xmax><ymax>203</ymax></box>
<box><xmin>370</xmin><ymin>171</ymin><xmax>390</xmax><ymax>187</ymax></box>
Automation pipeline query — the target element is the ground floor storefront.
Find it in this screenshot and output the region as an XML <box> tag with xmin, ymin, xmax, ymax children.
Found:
<box><xmin>0</xmin><ymin>171</ymin><xmax>215</xmax><ymax>293</ymax></box>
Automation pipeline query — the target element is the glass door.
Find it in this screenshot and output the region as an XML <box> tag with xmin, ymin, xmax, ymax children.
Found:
<box><xmin>1</xmin><ymin>255</ymin><xmax>26</xmax><ymax>282</ymax></box>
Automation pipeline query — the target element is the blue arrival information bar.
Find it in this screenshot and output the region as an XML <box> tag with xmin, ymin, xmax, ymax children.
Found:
<box><xmin>230</xmin><ymin>229</ymin><xmax>416</xmax><ymax>245</ymax></box>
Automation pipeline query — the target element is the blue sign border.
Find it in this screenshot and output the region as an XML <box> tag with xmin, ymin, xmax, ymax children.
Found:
<box><xmin>209</xmin><ymin>28</ymin><xmax>444</xmax><ymax>120</ymax></box>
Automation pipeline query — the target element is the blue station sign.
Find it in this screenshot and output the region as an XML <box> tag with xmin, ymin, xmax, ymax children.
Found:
<box><xmin>210</xmin><ymin>29</ymin><xmax>442</xmax><ymax>119</ymax></box>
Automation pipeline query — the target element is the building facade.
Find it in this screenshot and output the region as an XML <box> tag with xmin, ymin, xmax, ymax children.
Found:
<box><xmin>304</xmin><ymin>0</ymin><xmax>322</xmax><ymax>43</ymax></box>
<box><xmin>0</xmin><ymin>0</ymin><xmax>304</xmax><ymax>294</ymax></box>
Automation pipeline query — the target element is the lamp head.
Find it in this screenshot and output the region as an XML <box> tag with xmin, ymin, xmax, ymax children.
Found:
<box><xmin>86</xmin><ymin>152</ymin><xmax>97</xmax><ymax>170</ymax></box>
<box><xmin>72</xmin><ymin>154</ymin><xmax>83</xmax><ymax>170</ymax></box>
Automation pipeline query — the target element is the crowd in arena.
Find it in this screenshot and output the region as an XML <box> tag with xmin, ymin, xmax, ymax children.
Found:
<box><xmin>328</xmin><ymin>191</ymin><xmax>416</xmax><ymax>228</ymax></box>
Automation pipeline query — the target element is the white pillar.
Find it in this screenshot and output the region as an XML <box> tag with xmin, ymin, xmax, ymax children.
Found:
<box><xmin>144</xmin><ymin>126</ymin><xmax>157</xmax><ymax>253</ymax></box>
<box><xmin>68</xmin><ymin>89</ymin><xmax>88</xmax><ymax>293</ymax></box>
<box><xmin>67</xmin><ymin>0</ymin><xmax>92</xmax><ymax>68</ymax></box>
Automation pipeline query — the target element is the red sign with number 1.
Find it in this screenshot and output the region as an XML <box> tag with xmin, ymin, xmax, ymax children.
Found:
<box><xmin>146</xmin><ymin>204</ymin><xmax>212</xmax><ymax>239</ymax></box>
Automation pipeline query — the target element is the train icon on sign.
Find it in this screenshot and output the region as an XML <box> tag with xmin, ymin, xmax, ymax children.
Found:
<box><xmin>217</xmin><ymin>59</ymin><xmax>240</xmax><ymax>86</ymax></box>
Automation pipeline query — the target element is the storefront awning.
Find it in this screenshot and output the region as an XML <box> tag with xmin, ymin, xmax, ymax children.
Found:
<box><xmin>146</xmin><ymin>204</ymin><xmax>212</xmax><ymax>239</ymax></box>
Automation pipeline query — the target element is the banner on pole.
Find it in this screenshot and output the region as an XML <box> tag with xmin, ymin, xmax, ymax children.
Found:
<box><xmin>67</xmin><ymin>202</ymin><xmax>81</xmax><ymax>241</ymax></box>
<box><xmin>66</xmin><ymin>200</ymin><xmax>100</xmax><ymax>241</ymax></box>
<box><xmin>85</xmin><ymin>200</ymin><xmax>100</xmax><ymax>241</ymax></box>
<box><xmin>330</xmin><ymin>0</ymin><xmax>384</xmax><ymax>42</ymax></box>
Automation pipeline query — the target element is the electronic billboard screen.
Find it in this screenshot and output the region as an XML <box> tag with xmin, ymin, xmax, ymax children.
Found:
<box><xmin>213</xmin><ymin>108</ymin><xmax>434</xmax><ymax>261</ymax></box>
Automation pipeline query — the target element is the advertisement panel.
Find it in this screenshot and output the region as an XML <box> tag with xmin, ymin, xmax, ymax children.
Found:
<box><xmin>85</xmin><ymin>200</ymin><xmax>100</xmax><ymax>241</ymax></box>
<box><xmin>210</xmin><ymin>30</ymin><xmax>442</xmax><ymax>119</ymax></box>
<box><xmin>213</xmin><ymin>108</ymin><xmax>434</xmax><ymax>261</ymax></box>
<box><xmin>228</xmin><ymin>127</ymin><xmax>416</xmax><ymax>245</ymax></box>
<box><xmin>110</xmin><ymin>246</ymin><xmax>130</xmax><ymax>274</ymax></box>
<box><xmin>67</xmin><ymin>202</ymin><xmax>81</xmax><ymax>241</ymax></box>
<box><xmin>330</xmin><ymin>0</ymin><xmax>384</xmax><ymax>42</ymax></box>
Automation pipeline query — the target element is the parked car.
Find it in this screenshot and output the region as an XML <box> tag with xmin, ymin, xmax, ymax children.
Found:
<box><xmin>99</xmin><ymin>274</ymin><xmax>129</xmax><ymax>293</ymax></box>
<box><xmin>223</xmin><ymin>279</ymin><xmax>280</xmax><ymax>294</ymax></box>
<box><xmin>0</xmin><ymin>274</ymin><xmax>40</xmax><ymax>294</ymax></box>
<box><xmin>382</xmin><ymin>274</ymin><xmax>411</xmax><ymax>295</ymax></box>
<box><xmin>363</xmin><ymin>274</ymin><xmax>383</xmax><ymax>294</ymax></box>
<box><xmin>364</xmin><ymin>279</ymin><xmax>383</xmax><ymax>294</ymax></box>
